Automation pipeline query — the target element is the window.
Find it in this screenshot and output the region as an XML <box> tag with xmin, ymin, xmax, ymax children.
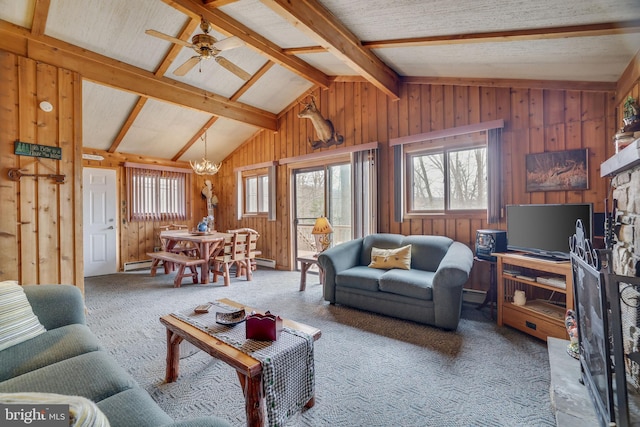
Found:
<box><xmin>244</xmin><ymin>173</ymin><xmax>269</xmax><ymax>215</ymax></box>
<box><xmin>392</xmin><ymin>121</ymin><xmax>503</xmax><ymax>223</ymax></box>
<box><xmin>125</xmin><ymin>163</ymin><xmax>190</xmax><ymax>221</ymax></box>
<box><xmin>235</xmin><ymin>162</ymin><xmax>276</xmax><ymax>220</ymax></box>
<box><xmin>407</xmin><ymin>145</ymin><xmax>487</xmax><ymax>214</ymax></box>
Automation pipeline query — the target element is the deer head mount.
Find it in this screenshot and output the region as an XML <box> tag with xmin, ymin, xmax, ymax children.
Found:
<box><xmin>297</xmin><ymin>96</ymin><xmax>344</xmax><ymax>150</ymax></box>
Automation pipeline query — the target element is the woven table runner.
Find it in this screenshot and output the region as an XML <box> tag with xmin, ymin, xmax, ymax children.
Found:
<box><xmin>171</xmin><ymin>302</ymin><xmax>315</xmax><ymax>427</ymax></box>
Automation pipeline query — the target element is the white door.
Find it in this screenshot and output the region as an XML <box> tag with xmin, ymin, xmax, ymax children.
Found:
<box><xmin>83</xmin><ymin>168</ymin><xmax>117</xmax><ymax>277</ymax></box>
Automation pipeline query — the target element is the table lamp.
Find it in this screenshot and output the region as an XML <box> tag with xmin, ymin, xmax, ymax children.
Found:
<box><xmin>312</xmin><ymin>217</ymin><xmax>334</xmax><ymax>255</ymax></box>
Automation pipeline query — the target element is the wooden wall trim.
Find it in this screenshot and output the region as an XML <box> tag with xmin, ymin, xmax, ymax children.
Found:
<box><xmin>82</xmin><ymin>148</ymin><xmax>192</xmax><ymax>168</ymax></box>
<box><xmin>403</xmin><ymin>76</ymin><xmax>616</xmax><ymax>92</ymax></box>
<box><xmin>279</xmin><ymin>141</ymin><xmax>379</xmax><ymax>165</ymax></box>
<box><xmin>389</xmin><ymin>119</ymin><xmax>504</xmax><ymax>146</ymax></box>
<box><xmin>122</xmin><ymin>161</ymin><xmax>193</xmax><ymax>173</ymax></box>
<box><xmin>338</xmin><ymin>75</ymin><xmax>618</xmax><ymax>93</ymax></box>
<box><xmin>616</xmin><ymin>49</ymin><xmax>640</xmax><ymax>105</ymax></box>
<box><xmin>233</xmin><ymin>160</ymin><xmax>278</xmax><ymax>173</ymax></box>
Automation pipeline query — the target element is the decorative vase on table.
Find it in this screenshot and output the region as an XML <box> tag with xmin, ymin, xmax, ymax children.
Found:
<box><xmin>197</xmin><ymin>219</ymin><xmax>208</xmax><ymax>232</ymax></box>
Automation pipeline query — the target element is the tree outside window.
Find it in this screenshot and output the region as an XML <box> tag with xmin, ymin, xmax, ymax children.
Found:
<box><xmin>408</xmin><ymin>146</ymin><xmax>487</xmax><ymax>213</ymax></box>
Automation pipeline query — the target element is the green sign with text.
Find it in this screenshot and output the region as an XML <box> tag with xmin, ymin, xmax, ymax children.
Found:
<box><xmin>14</xmin><ymin>141</ymin><xmax>62</xmax><ymax>160</ymax></box>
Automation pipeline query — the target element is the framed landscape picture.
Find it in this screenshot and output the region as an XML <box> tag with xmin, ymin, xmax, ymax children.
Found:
<box><xmin>525</xmin><ymin>149</ymin><xmax>588</xmax><ymax>192</ymax></box>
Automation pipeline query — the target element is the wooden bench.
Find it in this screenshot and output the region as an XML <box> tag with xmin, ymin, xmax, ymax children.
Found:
<box><xmin>147</xmin><ymin>251</ymin><xmax>206</xmax><ymax>288</ymax></box>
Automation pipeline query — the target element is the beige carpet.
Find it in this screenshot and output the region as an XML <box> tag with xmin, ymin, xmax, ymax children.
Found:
<box><xmin>84</xmin><ymin>268</ymin><xmax>556</xmax><ymax>427</ymax></box>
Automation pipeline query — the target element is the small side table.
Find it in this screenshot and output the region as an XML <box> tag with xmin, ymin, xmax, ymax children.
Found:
<box><xmin>297</xmin><ymin>256</ymin><xmax>324</xmax><ymax>291</ymax></box>
<box><xmin>474</xmin><ymin>257</ymin><xmax>497</xmax><ymax>319</ymax></box>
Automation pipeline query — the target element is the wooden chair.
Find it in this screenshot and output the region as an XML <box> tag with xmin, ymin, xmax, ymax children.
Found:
<box><xmin>158</xmin><ymin>224</ymin><xmax>198</xmax><ymax>257</ymax></box>
<box><xmin>211</xmin><ymin>232</ymin><xmax>249</xmax><ymax>286</ymax></box>
<box><xmin>226</xmin><ymin>228</ymin><xmax>261</xmax><ymax>279</ymax></box>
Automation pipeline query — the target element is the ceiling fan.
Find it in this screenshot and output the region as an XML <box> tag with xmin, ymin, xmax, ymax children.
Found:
<box><xmin>146</xmin><ymin>17</ymin><xmax>250</xmax><ymax>81</ymax></box>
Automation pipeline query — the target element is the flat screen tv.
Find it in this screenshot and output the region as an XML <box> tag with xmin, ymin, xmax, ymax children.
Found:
<box><xmin>506</xmin><ymin>203</ymin><xmax>593</xmax><ymax>260</ymax></box>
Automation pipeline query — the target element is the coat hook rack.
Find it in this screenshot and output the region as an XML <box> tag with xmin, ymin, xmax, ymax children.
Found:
<box><xmin>7</xmin><ymin>168</ymin><xmax>66</xmax><ymax>184</ymax></box>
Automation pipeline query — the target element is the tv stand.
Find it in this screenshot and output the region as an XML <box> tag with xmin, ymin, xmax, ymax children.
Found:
<box><xmin>520</xmin><ymin>252</ymin><xmax>568</xmax><ymax>262</ymax></box>
<box><xmin>496</xmin><ymin>253</ymin><xmax>573</xmax><ymax>341</ymax></box>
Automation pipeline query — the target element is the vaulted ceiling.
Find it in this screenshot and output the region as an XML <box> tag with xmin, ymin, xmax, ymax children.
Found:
<box><xmin>0</xmin><ymin>0</ymin><xmax>639</xmax><ymax>165</ymax></box>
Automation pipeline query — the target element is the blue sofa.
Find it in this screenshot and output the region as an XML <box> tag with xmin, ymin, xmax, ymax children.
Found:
<box><xmin>0</xmin><ymin>284</ymin><xmax>231</xmax><ymax>427</ymax></box>
<box><xmin>318</xmin><ymin>234</ymin><xmax>474</xmax><ymax>331</ymax></box>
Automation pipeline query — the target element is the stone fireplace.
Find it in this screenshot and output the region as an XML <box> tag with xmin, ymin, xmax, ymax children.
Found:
<box><xmin>603</xmin><ymin>138</ymin><xmax>640</xmax><ymax>392</ymax></box>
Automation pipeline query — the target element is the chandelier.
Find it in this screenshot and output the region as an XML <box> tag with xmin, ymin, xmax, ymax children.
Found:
<box><xmin>190</xmin><ymin>131</ymin><xmax>221</xmax><ymax>175</ymax></box>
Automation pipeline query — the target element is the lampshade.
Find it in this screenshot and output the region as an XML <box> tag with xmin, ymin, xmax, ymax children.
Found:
<box><xmin>312</xmin><ymin>217</ymin><xmax>333</xmax><ymax>235</ymax></box>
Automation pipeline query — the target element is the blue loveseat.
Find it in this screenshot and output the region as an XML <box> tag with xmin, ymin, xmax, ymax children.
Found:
<box><xmin>318</xmin><ymin>234</ymin><xmax>474</xmax><ymax>331</ymax></box>
<box><xmin>0</xmin><ymin>284</ymin><xmax>231</xmax><ymax>427</ymax></box>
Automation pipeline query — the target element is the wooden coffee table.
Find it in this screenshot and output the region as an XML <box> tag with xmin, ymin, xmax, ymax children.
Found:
<box><xmin>160</xmin><ymin>298</ymin><xmax>321</xmax><ymax>427</ymax></box>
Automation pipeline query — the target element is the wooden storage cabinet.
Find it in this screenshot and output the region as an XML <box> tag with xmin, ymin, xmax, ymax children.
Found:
<box><xmin>496</xmin><ymin>253</ymin><xmax>573</xmax><ymax>341</ymax></box>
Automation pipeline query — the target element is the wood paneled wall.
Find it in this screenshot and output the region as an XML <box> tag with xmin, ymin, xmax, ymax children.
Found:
<box><xmin>618</xmin><ymin>81</ymin><xmax>640</xmax><ymax>127</ymax></box>
<box><xmin>0</xmin><ymin>51</ymin><xmax>83</xmax><ymax>290</ymax></box>
<box><xmin>82</xmin><ymin>150</ymin><xmax>209</xmax><ymax>270</ymax></box>
<box><xmin>214</xmin><ymin>81</ymin><xmax>618</xmax><ymax>291</ymax></box>
<box><xmin>1</xmin><ymin>44</ymin><xmax>635</xmax><ymax>294</ymax></box>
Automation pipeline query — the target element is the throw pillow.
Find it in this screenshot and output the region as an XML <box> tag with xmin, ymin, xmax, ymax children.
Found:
<box><xmin>0</xmin><ymin>280</ymin><xmax>46</xmax><ymax>351</ymax></box>
<box><xmin>0</xmin><ymin>392</ymin><xmax>110</xmax><ymax>427</ymax></box>
<box><xmin>369</xmin><ymin>245</ymin><xmax>412</xmax><ymax>270</ymax></box>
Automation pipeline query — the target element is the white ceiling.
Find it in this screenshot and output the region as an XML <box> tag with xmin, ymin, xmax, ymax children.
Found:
<box><xmin>0</xmin><ymin>0</ymin><xmax>639</xmax><ymax>164</ymax></box>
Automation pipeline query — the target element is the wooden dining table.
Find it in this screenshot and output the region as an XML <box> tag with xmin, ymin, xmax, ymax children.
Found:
<box><xmin>160</xmin><ymin>230</ymin><xmax>232</xmax><ymax>284</ymax></box>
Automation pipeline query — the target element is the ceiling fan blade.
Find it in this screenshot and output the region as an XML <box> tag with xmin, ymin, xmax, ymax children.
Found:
<box><xmin>173</xmin><ymin>56</ymin><xmax>201</xmax><ymax>76</ymax></box>
<box><xmin>145</xmin><ymin>29</ymin><xmax>193</xmax><ymax>48</ymax></box>
<box><xmin>215</xmin><ymin>56</ymin><xmax>251</xmax><ymax>81</ymax></box>
<box><xmin>213</xmin><ymin>36</ymin><xmax>245</xmax><ymax>52</ymax></box>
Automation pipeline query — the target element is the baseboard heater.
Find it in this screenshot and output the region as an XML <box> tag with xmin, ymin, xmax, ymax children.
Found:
<box><xmin>123</xmin><ymin>260</ymin><xmax>154</xmax><ymax>271</ymax></box>
<box><xmin>255</xmin><ymin>258</ymin><xmax>276</xmax><ymax>269</ymax></box>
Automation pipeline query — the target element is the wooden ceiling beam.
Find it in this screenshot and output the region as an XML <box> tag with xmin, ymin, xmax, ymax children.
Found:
<box><xmin>108</xmin><ymin>17</ymin><xmax>201</xmax><ymax>153</ymax></box>
<box><xmin>173</xmin><ymin>61</ymin><xmax>276</xmax><ymax>162</ymax></box>
<box><xmin>154</xmin><ymin>17</ymin><xmax>200</xmax><ymax>76</ymax></box>
<box><xmin>108</xmin><ymin>98</ymin><xmax>148</xmax><ymax>153</ymax></box>
<box><xmin>172</xmin><ymin>116</ymin><xmax>219</xmax><ymax>162</ymax></box>
<box><xmin>261</xmin><ymin>0</ymin><xmax>399</xmax><ymax>100</ymax></box>
<box><xmin>230</xmin><ymin>61</ymin><xmax>274</xmax><ymax>102</ymax></box>
<box><xmin>31</xmin><ymin>0</ymin><xmax>50</xmax><ymax>36</ymax></box>
<box><xmin>362</xmin><ymin>20</ymin><xmax>640</xmax><ymax>49</ymax></box>
<box><xmin>0</xmin><ymin>19</ymin><xmax>277</xmax><ymax>130</ymax></box>
<box><xmin>202</xmin><ymin>0</ymin><xmax>240</xmax><ymax>6</ymax></box>
<box><xmin>284</xmin><ymin>20</ymin><xmax>640</xmax><ymax>53</ymax></box>
<box><xmin>282</xmin><ymin>46</ymin><xmax>326</xmax><ymax>55</ymax></box>
<box><xmin>164</xmin><ymin>0</ymin><xmax>331</xmax><ymax>89</ymax></box>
